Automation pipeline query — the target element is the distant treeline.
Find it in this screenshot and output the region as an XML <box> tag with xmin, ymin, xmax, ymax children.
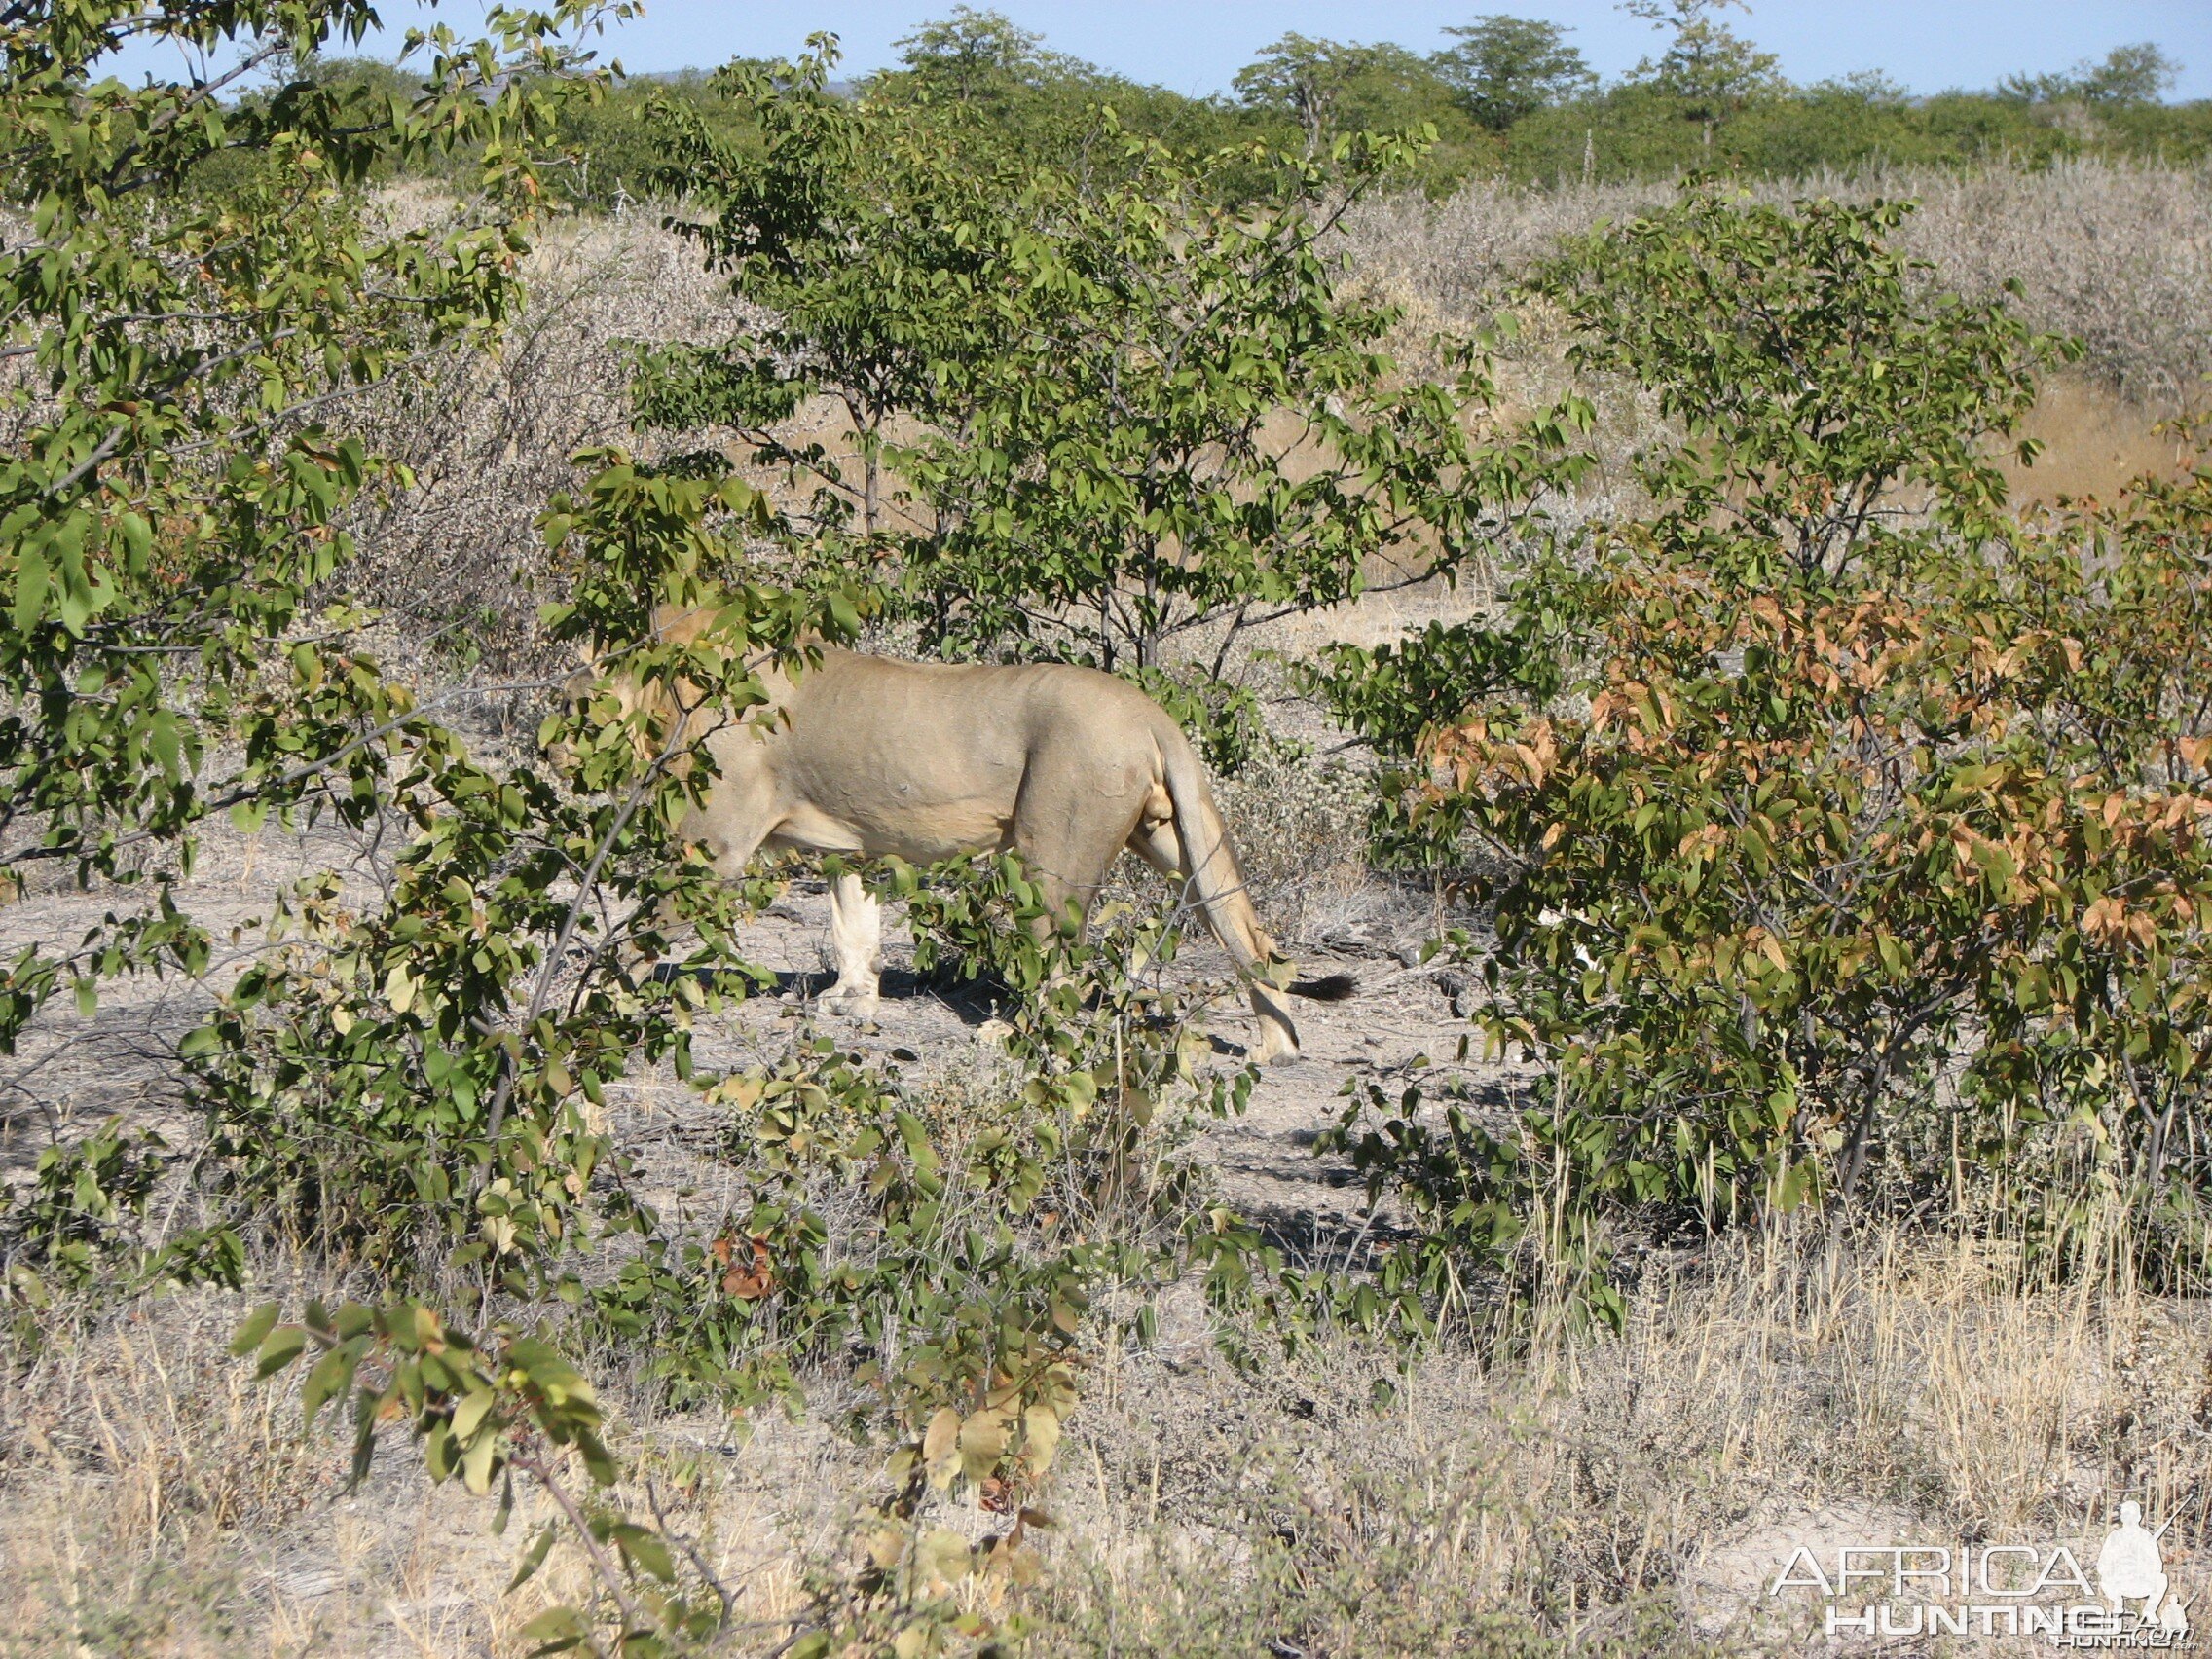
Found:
<box><xmin>279</xmin><ymin>3</ymin><xmax>2212</xmax><ymax>204</ymax></box>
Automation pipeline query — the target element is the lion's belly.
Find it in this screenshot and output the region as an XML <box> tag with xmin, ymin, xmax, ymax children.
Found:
<box><xmin>770</xmin><ymin>793</ymin><xmax>1014</xmax><ymax>863</ymax></box>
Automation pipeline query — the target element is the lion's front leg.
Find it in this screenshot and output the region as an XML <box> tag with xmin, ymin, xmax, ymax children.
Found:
<box><xmin>821</xmin><ymin>869</ymin><xmax>882</xmax><ymax>1020</ymax></box>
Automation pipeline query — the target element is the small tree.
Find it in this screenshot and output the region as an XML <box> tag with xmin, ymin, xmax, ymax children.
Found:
<box><xmin>1433</xmin><ymin>15</ymin><xmax>1597</xmax><ymax>131</ymax></box>
<box><xmin>1622</xmin><ymin>0</ymin><xmax>1787</xmax><ymax>149</ymax></box>
<box><xmin>640</xmin><ymin>38</ymin><xmax>1012</xmax><ymax>545</ymax></box>
<box><xmin>1234</xmin><ymin>33</ymin><xmax>1456</xmax><ymax>157</ymax></box>
<box><xmin>889</xmin><ymin>126</ymin><xmax>1580</xmax><ymax>685</ymax></box>
<box><xmin>2000</xmin><ymin>43</ymin><xmax>2183</xmax><ymax>107</ymax></box>
<box><xmin>1540</xmin><ymin>190</ymin><xmax>2051</xmax><ymax>584</ymax></box>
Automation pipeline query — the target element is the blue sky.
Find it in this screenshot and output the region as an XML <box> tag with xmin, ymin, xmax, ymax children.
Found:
<box><xmin>105</xmin><ymin>2</ymin><xmax>2212</xmax><ymax>101</ymax></box>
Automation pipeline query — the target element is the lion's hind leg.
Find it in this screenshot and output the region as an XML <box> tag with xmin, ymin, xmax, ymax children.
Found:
<box><xmin>1124</xmin><ymin>811</ymin><xmax>1185</xmax><ymax>890</ymax></box>
<box><xmin>1012</xmin><ymin>756</ymin><xmax>1151</xmax><ymax>933</ymax></box>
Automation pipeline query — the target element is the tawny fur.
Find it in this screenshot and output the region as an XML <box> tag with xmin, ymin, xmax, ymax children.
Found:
<box><xmin>593</xmin><ymin>605</ymin><xmax>1330</xmax><ymax>1062</ymax></box>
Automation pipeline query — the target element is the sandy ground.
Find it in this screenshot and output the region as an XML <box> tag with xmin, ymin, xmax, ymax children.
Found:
<box><xmin>0</xmin><ymin>809</ymin><xmax>1497</xmax><ymax>1255</ymax></box>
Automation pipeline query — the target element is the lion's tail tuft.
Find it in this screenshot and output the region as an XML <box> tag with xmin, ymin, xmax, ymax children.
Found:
<box><xmin>1289</xmin><ymin>973</ymin><xmax>1357</xmax><ymax>1002</ymax></box>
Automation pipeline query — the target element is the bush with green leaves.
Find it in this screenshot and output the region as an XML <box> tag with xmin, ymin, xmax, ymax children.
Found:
<box><xmin>883</xmin><ymin>126</ymin><xmax>1569</xmax><ymax>684</ymax></box>
<box><xmin>1315</xmin><ymin>187</ymin><xmax>2212</xmax><ymax>1324</ymax></box>
<box><xmin>0</xmin><ymin>0</ymin><xmax>616</xmax><ymax>1051</ymax></box>
<box><xmin>0</xmin><ymin>3</ymin><xmax>799</xmax><ymax>1315</ymax></box>
<box><xmin>591</xmin><ymin>857</ymin><xmax>1252</xmax><ymax>1455</ymax></box>
<box><xmin>637</xmin><ymin>44</ymin><xmax>1580</xmax><ymax>775</ymax></box>
<box><xmin>181</xmin><ymin>459</ymin><xmax>865</xmax><ymax>1281</ymax></box>
<box><xmin>0</xmin><ymin>2</ymin><xmax>890</xmax><ymax>1307</ymax></box>
<box><xmin>1541</xmin><ymin>189</ymin><xmax>2061</xmax><ymax>584</ymax></box>
<box><xmin>634</xmin><ymin>39</ymin><xmax>1014</xmax><ymax>551</ymax></box>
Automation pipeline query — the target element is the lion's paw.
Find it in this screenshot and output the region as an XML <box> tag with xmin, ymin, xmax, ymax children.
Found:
<box><xmin>819</xmin><ymin>982</ymin><xmax>880</xmax><ymax>1022</ymax></box>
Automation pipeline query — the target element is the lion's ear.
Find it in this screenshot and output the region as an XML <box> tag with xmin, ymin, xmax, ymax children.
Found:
<box><xmin>571</xmin><ymin>638</ymin><xmax>598</xmax><ymax>671</ymax></box>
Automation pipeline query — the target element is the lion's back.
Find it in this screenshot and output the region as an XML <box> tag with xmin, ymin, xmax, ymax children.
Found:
<box><xmin>795</xmin><ymin>650</ymin><xmax>1172</xmax><ymax>760</ymax></box>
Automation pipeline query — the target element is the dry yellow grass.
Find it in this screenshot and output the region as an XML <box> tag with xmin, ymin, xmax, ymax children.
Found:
<box><xmin>3</xmin><ymin>1213</ymin><xmax>2202</xmax><ymax>1655</ymax></box>
<box><xmin>2002</xmin><ymin>374</ymin><xmax>2197</xmax><ymax>505</ymax></box>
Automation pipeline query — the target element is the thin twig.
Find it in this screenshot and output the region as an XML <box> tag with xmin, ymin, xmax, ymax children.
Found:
<box><xmin>511</xmin><ymin>1445</ymin><xmax>645</xmax><ymax>1639</ymax></box>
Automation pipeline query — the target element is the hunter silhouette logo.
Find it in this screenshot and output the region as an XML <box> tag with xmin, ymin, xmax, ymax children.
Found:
<box><xmin>1769</xmin><ymin>1503</ymin><xmax>2194</xmax><ymax>1645</ymax></box>
<box><xmin>2099</xmin><ymin>1503</ymin><xmax>2190</xmax><ymax>1639</ymax></box>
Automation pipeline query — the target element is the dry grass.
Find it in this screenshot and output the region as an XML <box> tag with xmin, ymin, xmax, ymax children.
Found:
<box><xmin>0</xmin><ymin>1256</ymin><xmax>865</xmax><ymax>1656</ymax></box>
<box><xmin>1337</xmin><ymin>157</ymin><xmax>2212</xmax><ymax>409</ymax></box>
<box><xmin>4</xmin><ymin>1216</ymin><xmax>2202</xmax><ymax>1655</ymax></box>
<box><xmin>1040</xmin><ymin>1217</ymin><xmax>2211</xmax><ymax>1652</ymax></box>
<box><xmin>2000</xmin><ymin>374</ymin><xmax>2198</xmax><ymax>504</ymax></box>
<box><xmin>1338</xmin><ymin>157</ymin><xmax>2212</xmax><ymax>525</ymax></box>
<box><xmin>340</xmin><ymin>201</ymin><xmax>759</xmax><ymax>681</ymax></box>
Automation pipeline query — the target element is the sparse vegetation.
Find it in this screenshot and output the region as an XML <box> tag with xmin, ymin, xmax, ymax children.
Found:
<box><xmin>4</xmin><ymin>4</ymin><xmax>2210</xmax><ymax>1656</ymax></box>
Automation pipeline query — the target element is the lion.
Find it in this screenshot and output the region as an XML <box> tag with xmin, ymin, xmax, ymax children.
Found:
<box><xmin>572</xmin><ymin>605</ymin><xmax>1350</xmax><ymax>1062</ymax></box>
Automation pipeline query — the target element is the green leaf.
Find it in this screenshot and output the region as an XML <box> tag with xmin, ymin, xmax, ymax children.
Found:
<box><xmin>254</xmin><ymin>1324</ymin><xmax>309</xmax><ymax>1380</ymax></box>
<box><xmin>508</xmin><ymin>1521</ymin><xmax>559</xmax><ymax>1592</ymax></box>
<box><xmin>460</xmin><ymin>1424</ymin><xmax>500</xmax><ymax>1495</ymax></box>
<box><xmin>301</xmin><ymin>1346</ymin><xmax>358</xmax><ymax>1427</ymax></box>
<box><xmin>450</xmin><ymin>1386</ymin><xmax>497</xmax><ymax>1447</ymax></box>
<box><xmin>12</xmin><ymin>542</ymin><xmax>49</xmax><ymax>631</ymax></box>
<box><xmin>610</xmin><ymin>1522</ymin><xmax>676</xmax><ymax>1583</ymax></box>
<box><xmin>518</xmin><ymin>1604</ymin><xmax>587</xmax><ymax>1654</ymax></box>
<box><xmin>230</xmin><ymin>1303</ymin><xmax>280</xmax><ymax>1357</ymax></box>
<box><xmin>424</xmin><ymin>1420</ymin><xmax>455</xmax><ymax>1483</ymax></box>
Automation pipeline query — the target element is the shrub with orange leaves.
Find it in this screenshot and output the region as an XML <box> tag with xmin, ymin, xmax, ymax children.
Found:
<box><xmin>1313</xmin><ymin>190</ymin><xmax>2212</xmax><ymax>1321</ymax></box>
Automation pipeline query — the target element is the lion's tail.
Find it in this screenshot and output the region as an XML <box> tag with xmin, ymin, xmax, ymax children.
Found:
<box><xmin>1160</xmin><ymin>729</ymin><xmax>1309</xmax><ymax>1059</ymax></box>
